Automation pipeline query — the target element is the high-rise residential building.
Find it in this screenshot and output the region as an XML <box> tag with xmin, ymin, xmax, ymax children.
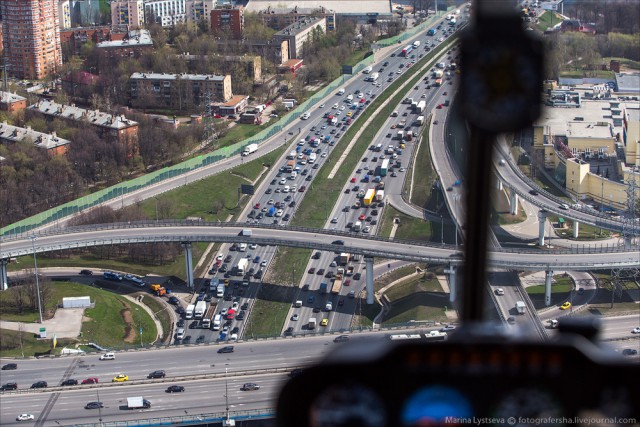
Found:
<box><xmin>211</xmin><ymin>6</ymin><xmax>244</xmax><ymax>39</ymax></box>
<box><xmin>111</xmin><ymin>0</ymin><xmax>145</xmax><ymax>29</ymax></box>
<box><xmin>59</xmin><ymin>0</ymin><xmax>72</xmax><ymax>29</ymax></box>
<box><xmin>0</xmin><ymin>0</ymin><xmax>63</xmax><ymax>80</ymax></box>
<box><xmin>185</xmin><ymin>0</ymin><xmax>215</xmax><ymax>28</ymax></box>
<box><xmin>145</xmin><ymin>0</ymin><xmax>187</xmax><ymax>27</ymax></box>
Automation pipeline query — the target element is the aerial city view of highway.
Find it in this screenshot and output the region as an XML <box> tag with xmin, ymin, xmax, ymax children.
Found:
<box><xmin>0</xmin><ymin>0</ymin><xmax>639</xmax><ymax>426</ymax></box>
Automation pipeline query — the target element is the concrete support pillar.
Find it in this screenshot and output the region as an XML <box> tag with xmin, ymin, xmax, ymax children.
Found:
<box><xmin>538</xmin><ymin>210</ymin><xmax>549</xmax><ymax>246</ymax></box>
<box><xmin>573</xmin><ymin>221</ymin><xmax>579</xmax><ymax>238</ymax></box>
<box><xmin>365</xmin><ymin>257</ymin><xmax>374</xmax><ymax>305</ymax></box>
<box><xmin>509</xmin><ymin>190</ymin><xmax>519</xmax><ymax>215</ymax></box>
<box><xmin>0</xmin><ymin>259</ymin><xmax>8</xmax><ymax>291</ymax></box>
<box><xmin>182</xmin><ymin>242</ymin><xmax>194</xmax><ymax>290</ymax></box>
<box><xmin>624</xmin><ymin>235</ymin><xmax>633</xmax><ymax>249</ymax></box>
<box><xmin>443</xmin><ymin>265</ymin><xmax>457</xmax><ymax>302</ymax></box>
<box><xmin>544</xmin><ymin>270</ymin><xmax>553</xmax><ymax>307</ymax></box>
<box><xmin>497</xmin><ymin>179</ymin><xmax>503</xmax><ymax>191</ymax></box>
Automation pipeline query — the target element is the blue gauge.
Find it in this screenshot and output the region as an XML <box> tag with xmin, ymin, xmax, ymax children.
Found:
<box><xmin>402</xmin><ymin>385</ymin><xmax>473</xmax><ymax>426</ymax></box>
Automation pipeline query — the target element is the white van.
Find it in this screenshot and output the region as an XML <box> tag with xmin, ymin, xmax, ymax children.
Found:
<box><xmin>301</xmin><ymin>112</ymin><xmax>310</xmax><ymax>120</ymax></box>
<box><xmin>290</xmin><ymin>171</ymin><xmax>297</xmax><ymax>180</ymax></box>
<box><xmin>239</xmin><ymin>243</ymin><xmax>247</xmax><ymax>252</ymax></box>
<box><xmin>338</xmin><ymin>88</ymin><xmax>345</xmax><ymax>95</ymax></box>
<box><xmin>347</xmin><ymin>94</ymin><xmax>353</xmax><ymax>102</ymax></box>
<box><xmin>283</xmin><ymin>185</ymin><xmax>290</xmax><ymax>193</ymax></box>
<box><xmin>213</xmin><ymin>314</ymin><xmax>222</xmax><ymax>330</ymax></box>
<box><xmin>99</xmin><ymin>352</ymin><xmax>115</xmax><ymax>360</ymax></box>
<box><xmin>176</xmin><ymin>329</ymin><xmax>185</xmax><ymax>340</ymax></box>
<box><xmin>294</xmin><ymin>300</ymin><xmax>303</xmax><ymax>308</ymax></box>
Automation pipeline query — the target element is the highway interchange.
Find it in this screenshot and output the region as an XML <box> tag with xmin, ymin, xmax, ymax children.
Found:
<box><xmin>1</xmin><ymin>10</ymin><xmax>639</xmax><ymax>427</ymax></box>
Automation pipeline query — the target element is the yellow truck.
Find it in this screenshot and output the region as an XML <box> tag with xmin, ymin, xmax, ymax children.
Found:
<box><xmin>363</xmin><ymin>189</ymin><xmax>376</xmax><ymax>206</ymax></box>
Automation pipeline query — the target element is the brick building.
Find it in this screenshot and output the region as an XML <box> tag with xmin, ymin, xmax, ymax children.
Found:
<box><xmin>96</xmin><ymin>29</ymin><xmax>154</xmax><ymax>59</ymax></box>
<box><xmin>130</xmin><ymin>73</ymin><xmax>233</xmax><ymax>110</ymax></box>
<box><xmin>273</xmin><ymin>17</ymin><xmax>326</xmax><ymax>59</ymax></box>
<box><xmin>0</xmin><ymin>122</ymin><xmax>70</xmax><ymax>156</ymax></box>
<box><xmin>211</xmin><ymin>6</ymin><xmax>244</xmax><ymax>39</ymax></box>
<box><xmin>28</xmin><ymin>100</ymin><xmax>139</xmax><ymax>154</ymax></box>
<box><xmin>0</xmin><ymin>92</ymin><xmax>28</xmax><ymax>113</ymax></box>
<box><xmin>0</xmin><ymin>0</ymin><xmax>63</xmax><ymax>80</ymax></box>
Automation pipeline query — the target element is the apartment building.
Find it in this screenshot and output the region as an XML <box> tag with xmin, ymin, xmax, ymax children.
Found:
<box><xmin>0</xmin><ymin>92</ymin><xmax>28</xmax><ymax>113</ymax></box>
<box><xmin>186</xmin><ymin>0</ymin><xmax>216</xmax><ymax>27</ymax></box>
<box><xmin>211</xmin><ymin>6</ymin><xmax>244</xmax><ymax>39</ymax></box>
<box><xmin>111</xmin><ymin>0</ymin><xmax>145</xmax><ymax>29</ymax></box>
<box><xmin>0</xmin><ymin>122</ymin><xmax>70</xmax><ymax>156</ymax></box>
<box><xmin>256</xmin><ymin>6</ymin><xmax>336</xmax><ymax>31</ymax></box>
<box><xmin>145</xmin><ymin>0</ymin><xmax>187</xmax><ymax>27</ymax></box>
<box><xmin>273</xmin><ymin>17</ymin><xmax>326</xmax><ymax>59</ymax></box>
<box><xmin>59</xmin><ymin>0</ymin><xmax>72</xmax><ymax>29</ymax></box>
<box><xmin>0</xmin><ymin>0</ymin><xmax>63</xmax><ymax>80</ymax></box>
<box><xmin>130</xmin><ymin>73</ymin><xmax>232</xmax><ymax>110</ymax></box>
<box><xmin>28</xmin><ymin>100</ymin><xmax>139</xmax><ymax>153</ymax></box>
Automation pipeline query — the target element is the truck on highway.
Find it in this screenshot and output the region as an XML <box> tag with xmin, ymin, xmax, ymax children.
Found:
<box><xmin>185</xmin><ymin>304</ymin><xmax>195</xmax><ymax>319</ymax></box>
<box><xmin>202</xmin><ymin>304</ymin><xmax>216</xmax><ymax>329</ymax></box>
<box><xmin>366</xmin><ymin>72</ymin><xmax>379</xmax><ymax>82</ymax></box>
<box><xmin>286</xmin><ymin>159</ymin><xmax>295</xmax><ymax>172</ymax></box>
<box><xmin>242</xmin><ymin>143</ymin><xmax>258</xmax><ymax>156</ymax></box>
<box><xmin>346</xmin><ymin>265</ymin><xmax>355</xmax><ymax>276</ymax></box>
<box><xmin>237</xmin><ymin>258</ymin><xmax>249</xmax><ymax>276</ymax></box>
<box><xmin>380</xmin><ymin>159</ymin><xmax>389</xmax><ymax>177</ymax></box>
<box><xmin>213</xmin><ymin>314</ymin><xmax>222</xmax><ymax>330</ymax></box>
<box><xmin>209</xmin><ymin>278</ymin><xmax>220</xmax><ymax>292</ymax></box>
<box><xmin>338</xmin><ymin>253</ymin><xmax>350</xmax><ymax>265</ymax></box>
<box><xmin>353</xmin><ymin>221</ymin><xmax>362</xmax><ymax>232</ymax></box>
<box><xmin>416</xmin><ymin>100</ymin><xmax>426</xmax><ymax>113</ymax></box>
<box><xmin>416</xmin><ymin>115</ymin><xmax>425</xmax><ymax>126</ymax></box>
<box><xmin>126</xmin><ymin>397</ymin><xmax>151</xmax><ymax>409</ymax></box>
<box><xmin>267</xmin><ymin>206</ymin><xmax>276</xmax><ymax>217</ymax></box>
<box><xmin>194</xmin><ymin>300</ymin><xmax>207</xmax><ymax>319</ymax></box>
<box><xmin>331</xmin><ymin>268</ymin><xmax>344</xmax><ymax>294</ymax></box>
<box><xmin>516</xmin><ymin>301</ymin><xmax>526</xmax><ymax>315</ymax></box>
<box><xmin>319</xmin><ymin>282</ymin><xmax>328</xmax><ymax>294</ymax></box>
<box><xmin>412</xmin><ymin>40</ymin><xmax>421</xmax><ymax>48</ymax></box>
<box><xmin>308</xmin><ymin>318</ymin><xmax>317</xmax><ymax>329</ymax></box>
<box><xmin>433</xmin><ymin>69</ymin><xmax>443</xmax><ymax>78</ymax></box>
<box><xmin>376</xmin><ymin>190</ymin><xmax>385</xmax><ymax>202</ymax></box>
<box><xmin>362</xmin><ymin>66</ymin><xmax>372</xmax><ymax>74</ymax></box>
<box><xmin>363</xmin><ymin>189</ymin><xmax>376</xmax><ymax>206</ymax></box>
<box><xmin>308</xmin><ymin>152</ymin><xmax>317</xmax><ymax>163</ymax></box>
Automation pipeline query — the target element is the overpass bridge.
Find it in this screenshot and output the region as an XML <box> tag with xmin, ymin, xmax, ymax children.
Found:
<box><xmin>2</xmin><ymin>222</ymin><xmax>639</xmax><ymax>296</ymax></box>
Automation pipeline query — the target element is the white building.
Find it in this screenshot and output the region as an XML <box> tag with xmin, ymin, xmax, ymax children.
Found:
<box><xmin>145</xmin><ymin>0</ymin><xmax>187</xmax><ymax>27</ymax></box>
<box><xmin>59</xmin><ymin>0</ymin><xmax>72</xmax><ymax>29</ymax></box>
<box><xmin>185</xmin><ymin>0</ymin><xmax>216</xmax><ymax>27</ymax></box>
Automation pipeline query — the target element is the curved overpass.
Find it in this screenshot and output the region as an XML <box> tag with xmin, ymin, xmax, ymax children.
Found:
<box><xmin>1</xmin><ymin>222</ymin><xmax>638</xmax><ymax>271</ymax></box>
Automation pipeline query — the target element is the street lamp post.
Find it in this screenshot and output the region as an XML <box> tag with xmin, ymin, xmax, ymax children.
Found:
<box><xmin>440</xmin><ymin>215</ymin><xmax>444</xmax><ymax>244</ymax></box>
<box><xmin>154</xmin><ymin>197</ymin><xmax>159</xmax><ymax>223</ymax></box>
<box><xmin>30</xmin><ymin>236</ymin><xmax>43</xmax><ymax>324</ymax></box>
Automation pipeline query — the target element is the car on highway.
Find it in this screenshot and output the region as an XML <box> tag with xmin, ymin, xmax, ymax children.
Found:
<box><xmin>320</xmin><ymin>318</ymin><xmax>329</xmax><ymax>327</ymax></box>
<box><xmin>308</xmin><ymin>295</ymin><xmax>315</xmax><ymax>303</ymax></box>
<box><xmin>79</xmin><ymin>269</ymin><xmax>93</xmax><ymax>276</ymax></box>
<box><xmin>291</xmin><ymin>313</ymin><xmax>299</xmax><ymax>321</ymax></box>
<box><xmin>82</xmin><ymin>377</ymin><xmax>99</xmax><ymax>384</ymax></box>
<box><xmin>85</xmin><ymin>402</ymin><xmax>104</xmax><ymax>410</ymax></box>
<box><xmin>622</xmin><ymin>349</ymin><xmax>638</xmax><ymax>356</ymax></box>
<box><xmin>529</xmin><ymin>189</ymin><xmax>539</xmax><ymax>196</ymax></box>
<box><xmin>495</xmin><ymin>288</ymin><xmax>505</xmax><ymax>296</ymax></box>
<box><xmin>317</xmin><ymin>268</ymin><xmax>325</xmax><ymax>276</ymax></box>
<box><xmin>31</xmin><ymin>381</ymin><xmax>47</xmax><ymax>389</ymax></box>
<box><xmin>61</xmin><ymin>379</ymin><xmax>78</xmax><ymax>386</ymax></box>
<box><xmin>308</xmin><ymin>267</ymin><xmax>316</xmax><ymax>274</ymax></box>
<box><xmin>148</xmin><ymin>370</ymin><xmax>166</xmax><ymax>379</ymax></box>
<box><xmin>560</xmin><ymin>302</ymin><xmax>572</xmax><ymax>310</ymax></box>
<box><xmin>2</xmin><ymin>363</ymin><xmax>17</xmax><ymax>370</ymax></box>
<box><xmin>16</xmin><ymin>414</ymin><xmax>35</xmax><ymax>421</ymax></box>
<box><xmin>218</xmin><ymin>346</ymin><xmax>234</xmax><ymax>353</ymax></box>
<box><xmin>241</xmin><ymin>383</ymin><xmax>260</xmax><ymax>391</ymax></box>
<box><xmin>440</xmin><ymin>325</ymin><xmax>456</xmax><ymax>332</ymax></box>
<box><xmin>112</xmin><ymin>374</ymin><xmax>128</xmax><ymax>382</ymax></box>
<box><xmin>334</xmin><ymin>335</ymin><xmax>350</xmax><ymax>343</ymax></box>
<box><xmin>632</xmin><ymin>327</ymin><xmax>640</xmax><ymax>334</ymax></box>
<box><xmin>166</xmin><ymin>385</ymin><xmax>185</xmax><ymax>393</ymax></box>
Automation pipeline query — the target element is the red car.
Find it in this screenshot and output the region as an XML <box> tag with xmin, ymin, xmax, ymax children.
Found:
<box><xmin>359</xmin><ymin>98</ymin><xmax>365</xmax><ymax>103</ymax></box>
<box><xmin>299</xmin><ymin>186</ymin><xmax>306</xmax><ymax>192</ymax></box>
<box><xmin>82</xmin><ymin>377</ymin><xmax>99</xmax><ymax>384</ymax></box>
<box><xmin>350</xmin><ymin>177</ymin><xmax>357</xmax><ymax>183</ymax></box>
<box><xmin>254</xmin><ymin>203</ymin><xmax>261</xmax><ymax>209</ymax></box>
<box><xmin>359</xmin><ymin>214</ymin><xmax>366</xmax><ymax>220</ymax></box>
<box><xmin>226</xmin><ymin>309</ymin><xmax>235</xmax><ymax>320</ymax></box>
<box><xmin>437</xmin><ymin>104</ymin><xmax>443</xmax><ymax>109</ymax></box>
<box><xmin>344</xmin><ymin>279</ymin><xmax>351</xmax><ymax>286</ymax></box>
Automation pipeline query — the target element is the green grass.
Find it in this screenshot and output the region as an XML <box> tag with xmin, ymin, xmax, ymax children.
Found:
<box><xmin>244</xmin><ymin>299</ymin><xmax>290</xmax><ymax>338</ymax></box>
<box><xmin>409</xmin><ymin>124</ymin><xmax>437</xmax><ymax>209</ymax></box>
<box><xmin>344</xmin><ymin>49</ymin><xmax>372</xmax><ymax>67</ymax></box>
<box><xmin>214</xmin><ymin>123</ymin><xmax>269</xmax><ymax>149</ymax></box>
<box><xmin>526</xmin><ymin>275</ymin><xmax>574</xmax><ymax>294</ymax></box>
<box><xmin>0</xmin><ymin>281</ymin><xmax>159</xmax><ymax>356</ymax></box>
<box><xmin>139</xmin><ymin>294</ymin><xmax>172</xmax><ymax>342</ymax></box>
<box><xmin>379</xmin><ymin>204</ymin><xmax>435</xmax><ymax>241</ymax></box>
<box><xmin>601</xmin><ymin>57</ymin><xmax>640</xmax><ymax>71</ymax></box>
<box><xmin>374</xmin><ymin>263</ymin><xmax>432</xmax><ymax>292</ymax></box>
<box><xmin>560</xmin><ymin>70</ymin><xmax>615</xmax><ymax>79</ymax></box>
<box><xmin>382</xmin><ymin>273</ymin><xmax>449</xmax><ymax>325</ymax></box>
<box><xmin>0</xmin><ymin>328</ymin><xmax>79</xmax><ymax>358</ymax></box>
<box><xmin>535</xmin><ymin>11</ymin><xmax>563</xmax><ymax>31</ymax></box>
<box><xmin>265</xmin><ymin>247</ymin><xmax>312</xmax><ymax>286</ymax></box>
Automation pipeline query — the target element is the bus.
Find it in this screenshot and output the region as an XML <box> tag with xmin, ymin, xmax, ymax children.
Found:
<box><xmin>401</xmin><ymin>45</ymin><xmax>413</xmax><ymax>56</ymax></box>
<box><xmin>389</xmin><ymin>334</ymin><xmax>422</xmax><ymax>341</ymax></box>
<box><xmin>434</xmin><ymin>78</ymin><xmax>443</xmax><ymax>87</ymax></box>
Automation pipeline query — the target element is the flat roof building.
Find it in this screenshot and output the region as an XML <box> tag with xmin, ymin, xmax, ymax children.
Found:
<box><xmin>111</xmin><ymin>0</ymin><xmax>145</xmax><ymax>29</ymax></box>
<box><xmin>211</xmin><ymin>6</ymin><xmax>245</xmax><ymax>39</ymax></box>
<box><xmin>245</xmin><ymin>0</ymin><xmax>392</xmax><ymax>21</ymax></box>
<box><xmin>274</xmin><ymin>17</ymin><xmax>326</xmax><ymax>59</ymax></box>
<box><xmin>130</xmin><ymin>72</ymin><xmax>233</xmax><ymax>111</ymax></box>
